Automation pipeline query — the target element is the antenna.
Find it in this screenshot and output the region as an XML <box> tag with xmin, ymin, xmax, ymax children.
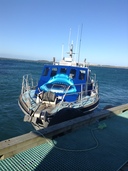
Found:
<box><xmin>75</xmin><ymin>26</ymin><xmax>80</xmax><ymax>61</ymax></box>
<box><xmin>61</xmin><ymin>44</ymin><xmax>64</xmax><ymax>59</ymax></box>
<box><xmin>68</xmin><ymin>28</ymin><xmax>71</xmax><ymax>51</ymax></box>
<box><xmin>78</xmin><ymin>24</ymin><xmax>83</xmax><ymax>64</ymax></box>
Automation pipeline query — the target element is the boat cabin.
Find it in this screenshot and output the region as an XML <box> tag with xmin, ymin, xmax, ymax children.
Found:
<box><xmin>38</xmin><ymin>64</ymin><xmax>88</xmax><ymax>85</ymax></box>
<box><xmin>36</xmin><ymin>64</ymin><xmax>92</xmax><ymax>102</ymax></box>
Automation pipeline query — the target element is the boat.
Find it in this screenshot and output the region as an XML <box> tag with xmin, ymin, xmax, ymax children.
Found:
<box><xmin>18</xmin><ymin>43</ymin><xmax>99</xmax><ymax>130</ymax></box>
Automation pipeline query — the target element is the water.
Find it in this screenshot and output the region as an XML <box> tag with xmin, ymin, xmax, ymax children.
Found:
<box><xmin>0</xmin><ymin>58</ymin><xmax>128</xmax><ymax>141</ymax></box>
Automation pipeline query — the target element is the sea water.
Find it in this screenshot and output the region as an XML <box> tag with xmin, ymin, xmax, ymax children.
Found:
<box><xmin>0</xmin><ymin>58</ymin><xmax>128</xmax><ymax>141</ymax></box>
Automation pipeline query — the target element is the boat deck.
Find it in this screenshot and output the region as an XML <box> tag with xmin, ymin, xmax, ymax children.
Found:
<box><xmin>0</xmin><ymin>104</ymin><xmax>128</xmax><ymax>171</ymax></box>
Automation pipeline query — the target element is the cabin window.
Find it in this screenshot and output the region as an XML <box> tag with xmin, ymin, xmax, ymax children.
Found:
<box><xmin>69</xmin><ymin>69</ymin><xmax>76</xmax><ymax>79</ymax></box>
<box><xmin>43</xmin><ymin>67</ymin><xmax>50</xmax><ymax>76</ymax></box>
<box><xmin>50</xmin><ymin>67</ymin><xmax>58</xmax><ymax>77</ymax></box>
<box><xmin>60</xmin><ymin>68</ymin><xmax>67</xmax><ymax>74</ymax></box>
<box><xmin>79</xmin><ymin>70</ymin><xmax>86</xmax><ymax>80</ymax></box>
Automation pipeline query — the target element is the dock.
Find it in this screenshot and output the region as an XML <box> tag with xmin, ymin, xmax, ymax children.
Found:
<box><xmin>0</xmin><ymin>104</ymin><xmax>128</xmax><ymax>171</ymax></box>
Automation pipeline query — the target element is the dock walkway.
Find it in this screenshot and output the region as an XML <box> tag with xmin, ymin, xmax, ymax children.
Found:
<box><xmin>0</xmin><ymin>104</ymin><xmax>128</xmax><ymax>171</ymax></box>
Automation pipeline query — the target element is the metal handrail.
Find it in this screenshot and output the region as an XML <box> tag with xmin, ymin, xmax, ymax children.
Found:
<box><xmin>21</xmin><ymin>74</ymin><xmax>99</xmax><ymax>107</ymax></box>
<box><xmin>21</xmin><ymin>74</ymin><xmax>37</xmax><ymax>94</ymax></box>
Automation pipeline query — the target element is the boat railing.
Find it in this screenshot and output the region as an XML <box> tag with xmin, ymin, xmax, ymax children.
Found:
<box><xmin>55</xmin><ymin>80</ymin><xmax>98</xmax><ymax>110</ymax></box>
<box><xmin>20</xmin><ymin>74</ymin><xmax>98</xmax><ymax>111</ymax></box>
<box><xmin>73</xmin><ymin>81</ymin><xmax>98</xmax><ymax>99</ymax></box>
<box><xmin>21</xmin><ymin>74</ymin><xmax>38</xmax><ymax>95</ymax></box>
<box><xmin>90</xmin><ymin>73</ymin><xmax>97</xmax><ymax>83</ymax></box>
<box><xmin>54</xmin><ymin>77</ymin><xmax>99</xmax><ymax>107</ymax></box>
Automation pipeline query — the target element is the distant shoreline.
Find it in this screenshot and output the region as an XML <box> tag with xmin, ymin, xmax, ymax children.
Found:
<box><xmin>0</xmin><ymin>57</ymin><xmax>52</xmax><ymax>64</ymax></box>
<box><xmin>0</xmin><ymin>57</ymin><xmax>128</xmax><ymax>69</ymax></box>
<box><xmin>90</xmin><ymin>64</ymin><xmax>128</xmax><ymax>69</ymax></box>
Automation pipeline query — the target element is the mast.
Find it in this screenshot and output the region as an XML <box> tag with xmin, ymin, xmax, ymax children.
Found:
<box><xmin>75</xmin><ymin>26</ymin><xmax>80</xmax><ymax>61</ymax></box>
<box><xmin>61</xmin><ymin>44</ymin><xmax>64</xmax><ymax>59</ymax></box>
<box><xmin>68</xmin><ymin>28</ymin><xmax>72</xmax><ymax>51</ymax></box>
<box><xmin>78</xmin><ymin>24</ymin><xmax>83</xmax><ymax>64</ymax></box>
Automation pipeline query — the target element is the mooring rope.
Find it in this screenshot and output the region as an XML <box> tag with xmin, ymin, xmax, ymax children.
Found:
<box><xmin>37</xmin><ymin>123</ymin><xmax>107</xmax><ymax>152</ymax></box>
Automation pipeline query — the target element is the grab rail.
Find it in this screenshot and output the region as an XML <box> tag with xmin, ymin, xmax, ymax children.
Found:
<box><xmin>21</xmin><ymin>74</ymin><xmax>99</xmax><ymax>108</ymax></box>
<box><xmin>21</xmin><ymin>74</ymin><xmax>38</xmax><ymax>94</ymax></box>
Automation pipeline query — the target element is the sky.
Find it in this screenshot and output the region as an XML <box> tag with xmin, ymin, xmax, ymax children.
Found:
<box><xmin>0</xmin><ymin>0</ymin><xmax>128</xmax><ymax>66</ymax></box>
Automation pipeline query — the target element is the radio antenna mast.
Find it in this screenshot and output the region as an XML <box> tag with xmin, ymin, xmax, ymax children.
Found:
<box><xmin>75</xmin><ymin>26</ymin><xmax>80</xmax><ymax>61</ymax></box>
<box><xmin>68</xmin><ymin>28</ymin><xmax>72</xmax><ymax>51</ymax></box>
<box><xmin>61</xmin><ymin>44</ymin><xmax>64</xmax><ymax>59</ymax></box>
<box><xmin>78</xmin><ymin>24</ymin><xmax>83</xmax><ymax>64</ymax></box>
